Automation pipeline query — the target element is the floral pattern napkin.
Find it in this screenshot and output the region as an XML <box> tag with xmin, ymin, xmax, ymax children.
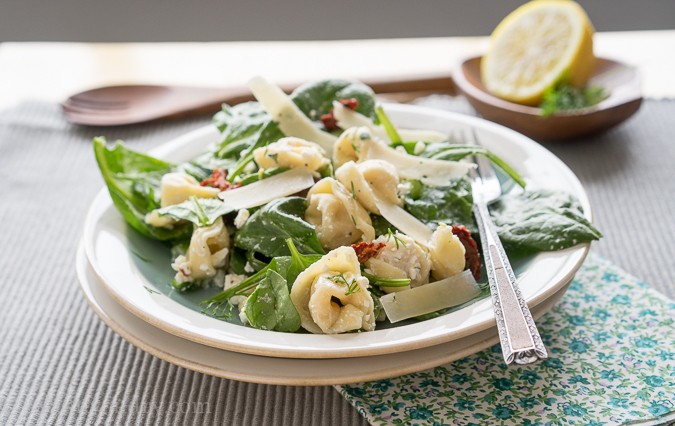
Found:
<box><xmin>336</xmin><ymin>254</ymin><xmax>675</xmax><ymax>425</ymax></box>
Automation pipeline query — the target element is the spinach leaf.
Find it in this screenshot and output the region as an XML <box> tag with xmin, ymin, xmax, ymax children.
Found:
<box><xmin>403</xmin><ymin>178</ymin><xmax>474</xmax><ymax>232</ymax></box>
<box><xmin>422</xmin><ymin>143</ymin><xmax>526</xmax><ymax>188</ymax></box>
<box><xmin>229</xmin><ymin>247</ymin><xmax>249</xmax><ymax>275</ymax></box>
<box><xmin>371</xmin><ymin>214</ymin><xmax>397</xmax><ymax>237</ymax></box>
<box><xmin>234</xmin><ymin>197</ymin><xmax>324</xmax><ymax>258</ymax></box>
<box><xmin>490</xmin><ymin>190</ymin><xmax>602</xmax><ymax>256</ymax></box>
<box><xmin>244</xmin><ymin>269</ymin><xmax>302</xmax><ymax>332</ymax></box>
<box><xmin>285</xmin><ymin>238</ymin><xmax>322</xmax><ymax>289</ymax></box>
<box><xmin>93</xmin><ymin>137</ymin><xmax>190</xmax><ymax>241</ymax></box>
<box><xmin>200</xmin><ymin>256</ymin><xmax>293</xmax><ymax>319</ymax></box>
<box><xmin>155</xmin><ymin>197</ymin><xmax>233</xmax><ymax>227</ymax></box>
<box><xmin>290</xmin><ymin>79</ymin><xmax>377</xmax><ymax>121</ymax></box>
<box><xmin>212</xmin><ymin>102</ymin><xmax>284</xmax><ymax>159</ymax></box>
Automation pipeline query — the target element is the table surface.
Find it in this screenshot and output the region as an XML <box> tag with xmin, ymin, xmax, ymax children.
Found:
<box><xmin>1</xmin><ymin>31</ymin><xmax>674</xmax><ymax>425</ymax></box>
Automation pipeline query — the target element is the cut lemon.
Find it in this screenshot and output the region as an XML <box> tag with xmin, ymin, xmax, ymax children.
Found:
<box><xmin>481</xmin><ymin>0</ymin><xmax>595</xmax><ymax>105</ymax></box>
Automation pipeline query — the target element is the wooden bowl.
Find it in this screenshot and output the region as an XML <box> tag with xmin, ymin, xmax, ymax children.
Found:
<box><xmin>453</xmin><ymin>56</ymin><xmax>642</xmax><ymax>141</ymax></box>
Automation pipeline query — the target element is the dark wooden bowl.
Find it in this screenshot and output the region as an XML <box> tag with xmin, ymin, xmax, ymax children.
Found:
<box><xmin>453</xmin><ymin>56</ymin><xmax>642</xmax><ymax>141</ymax></box>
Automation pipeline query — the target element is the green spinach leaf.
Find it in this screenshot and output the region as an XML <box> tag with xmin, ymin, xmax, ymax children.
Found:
<box><xmin>244</xmin><ymin>269</ymin><xmax>302</xmax><ymax>332</ymax></box>
<box><xmin>155</xmin><ymin>197</ymin><xmax>233</xmax><ymax>227</ymax></box>
<box><xmin>234</xmin><ymin>197</ymin><xmax>324</xmax><ymax>258</ymax></box>
<box><xmin>403</xmin><ymin>178</ymin><xmax>474</xmax><ymax>232</ymax></box>
<box><xmin>290</xmin><ymin>79</ymin><xmax>377</xmax><ymax>121</ymax></box>
<box><xmin>93</xmin><ymin>137</ymin><xmax>191</xmax><ymax>241</ymax></box>
<box><xmin>490</xmin><ymin>190</ymin><xmax>602</xmax><ymax>255</ymax></box>
<box><xmin>285</xmin><ymin>238</ymin><xmax>322</xmax><ymax>289</ymax></box>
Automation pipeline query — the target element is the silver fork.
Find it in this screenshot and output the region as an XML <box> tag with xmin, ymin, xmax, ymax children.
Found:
<box><xmin>463</xmin><ymin>128</ymin><xmax>548</xmax><ymax>365</ymax></box>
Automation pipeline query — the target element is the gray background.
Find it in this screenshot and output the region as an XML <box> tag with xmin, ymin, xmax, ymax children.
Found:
<box><xmin>0</xmin><ymin>1</ymin><xmax>674</xmax><ymax>42</ymax></box>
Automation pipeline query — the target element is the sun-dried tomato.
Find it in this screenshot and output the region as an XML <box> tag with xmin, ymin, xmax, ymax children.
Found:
<box><xmin>320</xmin><ymin>112</ymin><xmax>338</xmax><ymax>130</ymax></box>
<box><xmin>351</xmin><ymin>241</ymin><xmax>386</xmax><ymax>263</ymax></box>
<box><xmin>200</xmin><ymin>168</ymin><xmax>240</xmax><ymax>191</ymax></box>
<box><xmin>338</xmin><ymin>98</ymin><xmax>359</xmax><ymax>110</ymax></box>
<box><xmin>452</xmin><ymin>225</ymin><xmax>481</xmax><ymax>281</ymax></box>
<box><xmin>321</xmin><ymin>98</ymin><xmax>359</xmax><ymax>131</ymax></box>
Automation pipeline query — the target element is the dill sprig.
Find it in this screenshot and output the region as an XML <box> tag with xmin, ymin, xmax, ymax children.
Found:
<box><xmin>386</xmin><ymin>228</ymin><xmax>408</xmax><ymax>249</ymax></box>
<box><xmin>329</xmin><ymin>272</ymin><xmax>361</xmax><ymax>296</ymax></box>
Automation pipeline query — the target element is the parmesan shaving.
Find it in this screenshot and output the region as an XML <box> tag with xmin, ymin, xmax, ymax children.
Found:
<box><xmin>248</xmin><ymin>76</ymin><xmax>337</xmax><ymax>151</ymax></box>
<box><xmin>380</xmin><ymin>270</ymin><xmax>480</xmax><ymax>323</ymax></box>
<box><xmin>373</xmin><ymin>195</ymin><xmax>433</xmax><ymax>244</ymax></box>
<box><xmin>332</xmin><ymin>101</ymin><xmax>448</xmax><ymax>143</ymax></box>
<box><xmin>218</xmin><ymin>169</ymin><xmax>315</xmax><ymax>210</ymax></box>
<box><xmin>364</xmin><ymin>140</ymin><xmax>475</xmax><ymax>186</ymax></box>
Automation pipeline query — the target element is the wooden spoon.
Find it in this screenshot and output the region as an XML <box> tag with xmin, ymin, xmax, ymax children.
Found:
<box><xmin>61</xmin><ymin>75</ymin><xmax>455</xmax><ymax>126</ymax></box>
<box><xmin>453</xmin><ymin>56</ymin><xmax>643</xmax><ymax>141</ymax></box>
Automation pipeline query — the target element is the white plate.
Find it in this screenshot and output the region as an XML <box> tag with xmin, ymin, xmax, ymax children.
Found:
<box><xmin>83</xmin><ymin>103</ymin><xmax>591</xmax><ymax>358</ymax></box>
<box><xmin>77</xmin><ymin>244</ymin><xmax>572</xmax><ymax>385</ymax></box>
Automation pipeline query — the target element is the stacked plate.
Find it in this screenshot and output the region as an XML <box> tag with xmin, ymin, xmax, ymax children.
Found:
<box><xmin>77</xmin><ymin>104</ymin><xmax>591</xmax><ymax>385</ymax></box>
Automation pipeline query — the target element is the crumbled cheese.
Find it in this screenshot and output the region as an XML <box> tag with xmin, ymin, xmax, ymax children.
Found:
<box><xmin>234</xmin><ymin>209</ymin><xmax>250</xmax><ymax>229</ymax></box>
<box><xmin>237</xmin><ymin>297</ymin><xmax>249</xmax><ymax>324</ymax></box>
<box><xmin>397</xmin><ymin>181</ymin><xmax>412</xmax><ymax>197</ymax></box>
<box><xmin>224</xmin><ymin>273</ymin><xmax>247</xmax><ymax>290</ymax></box>
<box><xmin>243</xmin><ymin>262</ymin><xmax>255</xmax><ymax>273</ymax></box>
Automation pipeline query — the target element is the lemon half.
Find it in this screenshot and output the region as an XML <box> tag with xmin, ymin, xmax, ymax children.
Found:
<box><xmin>481</xmin><ymin>0</ymin><xmax>595</xmax><ymax>105</ymax></box>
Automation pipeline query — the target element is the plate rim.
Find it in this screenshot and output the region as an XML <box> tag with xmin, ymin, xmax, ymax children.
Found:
<box><xmin>76</xmin><ymin>243</ymin><xmax>573</xmax><ymax>385</ymax></box>
<box><xmin>83</xmin><ymin>103</ymin><xmax>591</xmax><ymax>358</ymax></box>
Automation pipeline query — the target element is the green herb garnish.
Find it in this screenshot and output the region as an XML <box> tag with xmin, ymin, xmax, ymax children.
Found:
<box><xmin>540</xmin><ymin>83</ymin><xmax>607</xmax><ymax>117</ymax></box>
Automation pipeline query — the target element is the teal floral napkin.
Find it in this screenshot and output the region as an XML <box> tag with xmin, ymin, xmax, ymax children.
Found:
<box><xmin>336</xmin><ymin>254</ymin><xmax>675</xmax><ymax>425</ymax></box>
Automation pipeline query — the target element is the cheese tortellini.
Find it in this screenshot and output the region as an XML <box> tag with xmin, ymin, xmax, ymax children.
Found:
<box><xmin>366</xmin><ymin>232</ymin><xmax>431</xmax><ymax>288</ymax></box>
<box><xmin>428</xmin><ymin>223</ymin><xmax>466</xmax><ymax>281</ymax></box>
<box><xmin>145</xmin><ymin>172</ymin><xmax>219</xmax><ymax>228</ymax></box>
<box><xmin>334</xmin><ymin>160</ymin><xmax>401</xmax><ymax>215</ymax></box>
<box><xmin>172</xmin><ymin>217</ymin><xmax>231</xmax><ymax>284</ymax></box>
<box><xmin>253</xmin><ymin>137</ymin><xmax>329</xmax><ymax>173</ymax></box>
<box><xmin>305</xmin><ymin>177</ymin><xmax>375</xmax><ymax>249</ymax></box>
<box><xmin>290</xmin><ymin>246</ymin><xmax>375</xmax><ymax>334</ymax></box>
<box><xmin>332</xmin><ymin>126</ymin><xmax>376</xmax><ymax>167</ymax></box>
<box><xmin>158</xmin><ymin>172</ymin><xmax>219</xmax><ymax>207</ymax></box>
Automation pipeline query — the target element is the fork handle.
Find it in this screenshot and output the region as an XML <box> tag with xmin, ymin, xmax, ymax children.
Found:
<box><xmin>473</xmin><ymin>201</ymin><xmax>548</xmax><ymax>365</ymax></box>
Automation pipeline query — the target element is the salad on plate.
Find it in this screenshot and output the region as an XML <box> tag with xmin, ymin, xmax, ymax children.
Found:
<box><xmin>93</xmin><ymin>77</ymin><xmax>601</xmax><ymax>335</ymax></box>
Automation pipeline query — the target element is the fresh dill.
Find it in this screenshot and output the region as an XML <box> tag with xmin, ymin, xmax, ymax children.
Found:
<box><xmin>386</xmin><ymin>228</ymin><xmax>407</xmax><ymax>249</ymax></box>
<box><xmin>329</xmin><ymin>272</ymin><xmax>361</xmax><ymax>296</ymax></box>
<box><xmin>350</xmin><ymin>181</ymin><xmax>356</xmax><ymax>199</ymax></box>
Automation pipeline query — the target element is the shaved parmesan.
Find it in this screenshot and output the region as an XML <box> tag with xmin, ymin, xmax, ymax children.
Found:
<box><xmin>332</xmin><ymin>101</ymin><xmax>448</xmax><ymax>143</ymax></box>
<box><xmin>218</xmin><ymin>169</ymin><xmax>315</xmax><ymax>210</ymax></box>
<box><xmin>364</xmin><ymin>140</ymin><xmax>474</xmax><ymax>186</ymax></box>
<box><xmin>373</xmin><ymin>195</ymin><xmax>433</xmax><ymax>244</ymax></box>
<box><xmin>248</xmin><ymin>76</ymin><xmax>336</xmax><ymax>151</ymax></box>
<box><xmin>380</xmin><ymin>270</ymin><xmax>480</xmax><ymax>323</ymax></box>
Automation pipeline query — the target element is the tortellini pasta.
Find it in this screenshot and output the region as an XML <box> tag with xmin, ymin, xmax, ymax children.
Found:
<box><xmin>253</xmin><ymin>137</ymin><xmax>329</xmax><ymax>173</ymax></box>
<box><xmin>428</xmin><ymin>223</ymin><xmax>466</xmax><ymax>281</ymax></box>
<box><xmin>366</xmin><ymin>232</ymin><xmax>431</xmax><ymax>288</ymax></box>
<box><xmin>332</xmin><ymin>126</ymin><xmax>376</xmax><ymax>167</ymax></box>
<box><xmin>145</xmin><ymin>172</ymin><xmax>219</xmax><ymax>228</ymax></box>
<box><xmin>290</xmin><ymin>246</ymin><xmax>375</xmax><ymax>334</ymax></box>
<box><xmin>158</xmin><ymin>172</ymin><xmax>219</xmax><ymax>207</ymax></box>
<box><xmin>334</xmin><ymin>160</ymin><xmax>401</xmax><ymax>215</ymax></box>
<box><xmin>172</xmin><ymin>217</ymin><xmax>231</xmax><ymax>284</ymax></box>
<box><xmin>305</xmin><ymin>178</ymin><xmax>375</xmax><ymax>249</ymax></box>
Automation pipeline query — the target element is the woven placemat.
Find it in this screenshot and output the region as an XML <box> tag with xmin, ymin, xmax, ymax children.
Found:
<box><xmin>0</xmin><ymin>99</ymin><xmax>672</xmax><ymax>425</ymax></box>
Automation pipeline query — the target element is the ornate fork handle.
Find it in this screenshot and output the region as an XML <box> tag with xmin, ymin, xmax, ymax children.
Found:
<box><xmin>473</xmin><ymin>201</ymin><xmax>548</xmax><ymax>365</ymax></box>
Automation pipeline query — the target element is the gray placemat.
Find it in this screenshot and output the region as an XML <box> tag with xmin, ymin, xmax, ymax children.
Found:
<box><xmin>0</xmin><ymin>99</ymin><xmax>673</xmax><ymax>425</ymax></box>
